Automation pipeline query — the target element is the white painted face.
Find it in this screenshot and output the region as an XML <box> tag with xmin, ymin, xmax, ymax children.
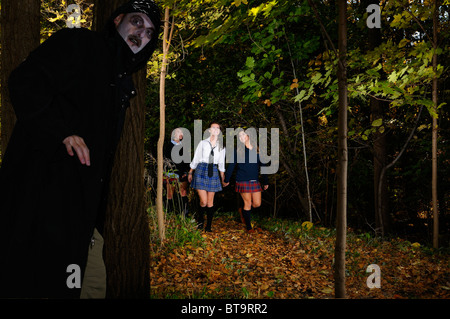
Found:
<box><xmin>173</xmin><ymin>128</ymin><xmax>183</xmax><ymax>142</ymax></box>
<box><xmin>114</xmin><ymin>12</ymin><xmax>155</xmax><ymax>54</ymax></box>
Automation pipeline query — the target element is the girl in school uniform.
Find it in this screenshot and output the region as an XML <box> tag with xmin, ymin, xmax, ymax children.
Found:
<box><xmin>223</xmin><ymin>128</ymin><xmax>268</xmax><ymax>233</ymax></box>
<box><xmin>188</xmin><ymin>122</ymin><xmax>226</xmax><ymax>232</ymax></box>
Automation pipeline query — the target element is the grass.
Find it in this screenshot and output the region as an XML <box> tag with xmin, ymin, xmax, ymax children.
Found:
<box><xmin>148</xmin><ymin>205</ymin><xmax>205</xmax><ymax>255</ymax></box>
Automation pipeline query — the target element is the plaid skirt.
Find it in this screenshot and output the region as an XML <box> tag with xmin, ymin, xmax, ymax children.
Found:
<box><xmin>235</xmin><ymin>180</ymin><xmax>262</xmax><ymax>193</ymax></box>
<box><xmin>191</xmin><ymin>162</ymin><xmax>222</xmax><ymax>192</ymax></box>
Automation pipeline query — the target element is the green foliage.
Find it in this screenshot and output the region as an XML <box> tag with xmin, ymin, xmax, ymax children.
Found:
<box><xmin>149</xmin><ymin>0</ymin><xmax>449</xmax><ymax>237</ymax></box>
<box><xmin>41</xmin><ymin>0</ymin><xmax>94</xmax><ymax>40</ymax></box>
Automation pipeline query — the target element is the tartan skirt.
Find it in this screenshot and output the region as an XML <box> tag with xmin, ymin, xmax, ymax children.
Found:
<box><xmin>191</xmin><ymin>162</ymin><xmax>222</xmax><ymax>192</ymax></box>
<box><xmin>235</xmin><ymin>180</ymin><xmax>262</xmax><ymax>193</ymax></box>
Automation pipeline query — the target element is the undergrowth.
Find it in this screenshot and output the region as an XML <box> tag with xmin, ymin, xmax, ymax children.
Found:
<box><xmin>149</xmin><ymin>206</ymin><xmax>205</xmax><ymax>256</ymax></box>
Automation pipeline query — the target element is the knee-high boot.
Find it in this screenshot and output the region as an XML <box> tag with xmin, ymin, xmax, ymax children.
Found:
<box><xmin>165</xmin><ymin>199</ymin><xmax>174</xmax><ymax>214</ymax></box>
<box><xmin>242</xmin><ymin>208</ymin><xmax>252</xmax><ymax>231</ymax></box>
<box><xmin>197</xmin><ymin>206</ymin><xmax>206</xmax><ymax>230</ymax></box>
<box><xmin>181</xmin><ymin>196</ymin><xmax>189</xmax><ymax>217</ymax></box>
<box><xmin>205</xmin><ymin>206</ymin><xmax>215</xmax><ymax>232</ymax></box>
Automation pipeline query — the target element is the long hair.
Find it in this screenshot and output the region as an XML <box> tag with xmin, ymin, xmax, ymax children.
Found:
<box><xmin>236</xmin><ymin>127</ymin><xmax>259</xmax><ymax>163</ymax></box>
<box><xmin>206</xmin><ymin>120</ymin><xmax>224</xmax><ymax>151</ymax></box>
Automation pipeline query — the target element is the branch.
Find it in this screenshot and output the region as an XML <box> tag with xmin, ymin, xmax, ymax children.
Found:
<box><xmin>377</xmin><ymin>104</ymin><xmax>424</xmax><ymax>237</ymax></box>
<box><xmin>306</xmin><ymin>0</ymin><xmax>338</xmax><ymax>58</ymax></box>
<box><xmin>246</xmin><ymin>24</ymin><xmax>266</xmax><ymax>53</ymax></box>
<box><xmin>386</xmin><ymin>105</ymin><xmax>423</xmax><ymax>171</ymax></box>
<box><xmin>284</xmin><ymin>29</ymin><xmax>313</xmax><ymax>221</ymax></box>
<box><xmin>307</xmin><ymin>0</ymin><xmax>347</xmax><ymax>72</ymax></box>
<box><xmin>366</xmin><ymin>93</ymin><xmax>394</xmax><ymax>103</ymax></box>
<box><xmin>404</xmin><ymin>8</ymin><xmax>435</xmax><ymax>47</ymax></box>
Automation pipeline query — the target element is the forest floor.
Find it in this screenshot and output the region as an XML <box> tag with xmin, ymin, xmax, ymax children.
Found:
<box><xmin>149</xmin><ymin>212</ymin><xmax>450</xmax><ymax>299</ymax></box>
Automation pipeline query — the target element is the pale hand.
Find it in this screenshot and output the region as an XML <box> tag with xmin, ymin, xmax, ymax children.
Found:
<box><xmin>63</xmin><ymin>135</ymin><xmax>91</xmax><ymax>166</ymax></box>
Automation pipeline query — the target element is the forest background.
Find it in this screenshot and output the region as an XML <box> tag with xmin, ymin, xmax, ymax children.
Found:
<box><xmin>0</xmin><ymin>0</ymin><xmax>449</xmax><ymax>299</ymax></box>
<box><xmin>151</xmin><ymin>0</ymin><xmax>450</xmax><ymax>246</ymax></box>
<box><xmin>27</xmin><ymin>0</ymin><xmax>450</xmax><ymax>244</ymax></box>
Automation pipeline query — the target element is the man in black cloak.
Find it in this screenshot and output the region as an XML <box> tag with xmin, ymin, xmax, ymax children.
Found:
<box><xmin>0</xmin><ymin>0</ymin><xmax>161</xmax><ymax>298</ymax></box>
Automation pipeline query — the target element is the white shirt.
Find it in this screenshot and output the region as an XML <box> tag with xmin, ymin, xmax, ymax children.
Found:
<box><xmin>190</xmin><ymin>138</ymin><xmax>226</xmax><ymax>172</ymax></box>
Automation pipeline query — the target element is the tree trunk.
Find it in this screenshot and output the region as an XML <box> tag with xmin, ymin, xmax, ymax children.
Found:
<box><xmin>93</xmin><ymin>0</ymin><xmax>119</xmax><ymax>32</ymax></box>
<box><xmin>94</xmin><ymin>0</ymin><xmax>150</xmax><ymax>298</ymax></box>
<box><xmin>275</xmin><ymin>107</ymin><xmax>310</xmax><ymax>216</ymax></box>
<box><xmin>367</xmin><ymin>10</ymin><xmax>390</xmax><ymax>235</ymax></box>
<box><xmin>157</xmin><ymin>7</ymin><xmax>171</xmax><ymax>242</ymax></box>
<box><xmin>103</xmin><ymin>69</ymin><xmax>149</xmax><ymax>298</ymax></box>
<box><xmin>335</xmin><ymin>0</ymin><xmax>348</xmax><ymax>299</ymax></box>
<box><xmin>0</xmin><ymin>0</ymin><xmax>40</xmax><ymax>157</ymax></box>
<box><xmin>432</xmin><ymin>0</ymin><xmax>439</xmax><ymax>249</ymax></box>
<box><xmin>372</xmin><ymin>97</ymin><xmax>389</xmax><ymax>235</ymax></box>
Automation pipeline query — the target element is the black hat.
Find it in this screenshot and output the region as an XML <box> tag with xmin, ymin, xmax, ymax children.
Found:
<box><xmin>106</xmin><ymin>0</ymin><xmax>162</xmax><ymax>73</ymax></box>
<box><xmin>114</xmin><ymin>0</ymin><xmax>161</xmax><ymax>34</ymax></box>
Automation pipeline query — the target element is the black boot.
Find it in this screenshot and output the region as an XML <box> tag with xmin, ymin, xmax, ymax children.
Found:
<box><xmin>165</xmin><ymin>199</ymin><xmax>174</xmax><ymax>214</ymax></box>
<box><xmin>181</xmin><ymin>196</ymin><xmax>189</xmax><ymax>217</ymax></box>
<box><xmin>242</xmin><ymin>208</ymin><xmax>252</xmax><ymax>231</ymax></box>
<box><xmin>205</xmin><ymin>206</ymin><xmax>215</xmax><ymax>232</ymax></box>
<box><xmin>196</xmin><ymin>206</ymin><xmax>206</xmax><ymax>230</ymax></box>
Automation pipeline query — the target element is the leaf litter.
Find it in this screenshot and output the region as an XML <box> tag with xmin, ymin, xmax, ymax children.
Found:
<box><xmin>150</xmin><ymin>215</ymin><xmax>450</xmax><ymax>299</ymax></box>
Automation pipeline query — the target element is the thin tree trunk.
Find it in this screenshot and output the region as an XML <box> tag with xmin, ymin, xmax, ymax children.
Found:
<box><xmin>285</xmin><ymin>34</ymin><xmax>312</xmax><ymax>222</ymax></box>
<box><xmin>274</xmin><ymin>107</ymin><xmax>309</xmax><ymax>215</ymax></box>
<box><xmin>366</xmin><ymin>3</ymin><xmax>389</xmax><ymax>235</ymax></box>
<box><xmin>335</xmin><ymin>0</ymin><xmax>348</xmax><ymax>299</ymax></box>
<box><xmin>273</xmin><ymin>174</ymin><xmax>277</xmax><ymax>218</ymax></box>
<box><xmin>372</xmin><ymin>99</ymin><xmax>389</xmax><ymax>235</ymax></box>
<box><xmin>378</xmin><ymin>105</ymin><xmax>423</xmax><ymax>239</ymax></box>
<box><xmin>432</xmin><ymin>0</ymin><xmax>439</xmax><ymax>249</ymax></box>
<box><xmin>0</xmin><ymin>0</ymin><xmax>40</xmax><ymax>157</ymax></box>
<box><xmin>157</xmin><ymin>7</ymin><xmax>171</xmax><ymax>242</ymax></box>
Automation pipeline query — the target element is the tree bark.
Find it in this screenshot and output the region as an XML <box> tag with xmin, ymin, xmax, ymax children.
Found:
<box><xmin>94</xmin><ymin>0</ymin><xmax>150</xmax><ymax>298</ymax></box>
<box><xmin>335</xmin><ymin>0</ymin><xmax>348</xmax><ymax>299</ymax></box>
<box><xmin>0</xmin><ymin>0</ymin><xmax>40</xmax><ymax>157</ymax></box>
<box><xmin>372</xmin><ymin>98</ymin><xmax>389</xmax><ymax>235</ymax></box>
<box><xmin>103</xmin><ymin>69</ymin><xmax>149</xmax><ymax>298</ymax></box>
<box><xmin>366</xmin><ymin>5</ymin><xmax>390</xmax><ymax>235</ymax></box>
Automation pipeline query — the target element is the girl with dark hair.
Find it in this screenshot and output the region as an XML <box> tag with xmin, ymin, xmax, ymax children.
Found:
<box><xmin>188</xmin><ymin>122</ymin><xmax>226</xmax><ymax>232</ymax></box>
<box><xmin>223</xmin><ymin>128</ymin><xmax>268</xmax><ymax>233</ymax></box>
